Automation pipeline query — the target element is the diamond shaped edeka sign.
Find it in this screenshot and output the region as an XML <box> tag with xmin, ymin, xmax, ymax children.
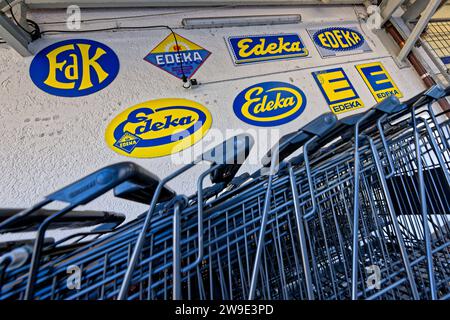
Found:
<box><xmin>144</xmin><ymin>33</ymin><xmax>211</xmax><ymax>80</ymax></box>
<box><xmin>113</xmin><ymin>131</ymin><xmax>141</xmax><ymax>154</ymax></box>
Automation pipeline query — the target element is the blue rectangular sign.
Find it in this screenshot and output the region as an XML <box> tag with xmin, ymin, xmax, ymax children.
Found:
<box><xmin>226</xmin><ymin>34</ymin><xmax>309</xmax><ymax>65</ymax></box>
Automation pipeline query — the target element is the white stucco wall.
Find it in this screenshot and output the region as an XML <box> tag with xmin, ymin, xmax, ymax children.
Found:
<box><xmin>0</xmin><ymin>5</ymin><xmax>427</xmax><ymax>240</ymax></box>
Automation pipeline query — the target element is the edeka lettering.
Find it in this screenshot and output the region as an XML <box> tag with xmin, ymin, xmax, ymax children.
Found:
<box><xmin>233</xmin><ymin>82</ymin><xmax>307</xmax><ymax>127</ymax></box>
<box><xmin>134</xmin><ymin>115</ymin><xmax>194</xmax><ymax>134</ymax></box>
<box><xmin>355</xmin><ymin>62</ymin><xmax>403</xmax><ymax>102</ymax></box>
<box><xmin>226</xmin><ymin>34</ymin><xmax>309</xmax><ymax>65</ymax></box>
<box><xmin>155</xmin><ymin>52</ymin><xmax>203</xmax><ymax>66</ymax></box>
<box><xmin>30</xmin><ymin>39</ymin><xmax>119</xmax><ymax>97</ymax></box>
<box><xmin>316</xmin><ymin>29</ymin><xmax>362</xmax><ymax>49</ymax></box>
<box><xmin>312</xmin><ymin>68</ymin><xmax>365</xmax><ymax>115</ymax></box>
<box><xmin>307</xmin><ymin>26</ymin><xmax>372</xmax><ymax>58</ymax></box>
<box><xmin>105</xmin><ymin>99</ymin><xmax>212</xmax><ymax>158</ymax></box>
<box><xmin>144</xmin><ymin>33</ymin><xmax>211</xmax><ymax>80</ymax></box>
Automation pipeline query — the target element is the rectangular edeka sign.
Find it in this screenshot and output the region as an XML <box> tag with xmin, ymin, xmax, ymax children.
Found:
<box><xmin>226</xmin><ymin>33</ymin><xmax>309</xmax><ymax>65</ymax></box>
<box><xmin>312</xmin><ymin>67</ymin><xmax>365</xmax><ymax>115</ymax></box>
<box><xmin>356</xmin><ymin>62</ymin><xmax>403</xmax><ymax>102</ymax></box>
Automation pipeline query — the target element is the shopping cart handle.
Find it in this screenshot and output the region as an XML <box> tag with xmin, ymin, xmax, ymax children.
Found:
<box><xmin>402</xmin><ymin>89</ymin><xmax>427</xmax><ymax>107</ymax></box>
<box><xmin>401</xmin><ymin>84</ymin><xmax>445</xmax><ymax>109</ymax></box>
<box><xmin>197</xmin><ymin>181</ymin><xmax>227</xmax><ymax>200</ymax></box>
<box><xmin>0</xmin><ymin>238</ymin><xmax>54</xmax><ymax>255</ymax></box>
<box><xmin>261</xmin><ymin>131</ymin><xmax>308</xmax><ymax>167</ymax></box>
<box><xmin>0</xmin><ymin>209</ymin><xmax>125</xmax><ymax>233</ymax></box>
<box><xmin>302</xmin><ymin>113</ymin><xmax>338</xmax><ymax>137</ymax></box>
<box><xmin>262</xmin><ymin>113</ymin><xmax>337</xmax><ymax>167</ymax></box>
<box><xmin>341</xmin><ymin>114</ymin><xmax>365</xmax><ymax>125</ymax></box>
<box><xmin>423</xmin><ymin>84</ymin><xmax>446</xmax><ymax>100</ymax></box>
<box><xmin>114</xmin><ymin>181</ymin><xmax>175</xmax><ymax>205</ymax></box>
<box><xmin>288</xmin><ymin>111</ymin><xmax>380</xmax><ymax>166</ymax></box>
<box><xmin>200</xmin><ymin>134</ymin><xmax>254</xmax><ymax>165</ymax></box>
<box><xmin>0</xmin><ymin>162</ymin><xmax>157</xmax><ymax>235</ymax></box>
<box><xmin>46</xmin><ymin>162</ymin><xmax>161</xmax><ymax>206</ymax></box>
<box><xmin>90</xmin><ymin>221</ymin><xmax>123</xmax><ymax>232</ymax></box>
<box><xmin>337</xmin><ymin>96</ymin><xmax>402</xmax><ymax>140</ymax></box>
<box><xmin>373</xmin><ymin>95</ymin><xmax>402</xmax><ymax>114</ymax></box>
<box><xmin>200</xmin><ymin>134</ymin><xmax>255</xmax><ymax>184</ymax></box>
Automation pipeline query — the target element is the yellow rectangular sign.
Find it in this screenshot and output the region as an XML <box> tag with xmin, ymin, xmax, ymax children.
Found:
<box><xmin>312</xmin><ymin>67</ymin><xmax>365</xmax><ymax>115</ymax></box>
<box><xmin>355</xmin><ymin>62</ymin><xmax>403</xmax><ymax>102</ymax></box>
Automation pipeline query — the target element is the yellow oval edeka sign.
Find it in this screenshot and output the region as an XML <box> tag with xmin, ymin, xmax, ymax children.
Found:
<box><xmin>105</xmin><ymin>99</ymin><xmax>212</xmax><ymax>158</ymax></box>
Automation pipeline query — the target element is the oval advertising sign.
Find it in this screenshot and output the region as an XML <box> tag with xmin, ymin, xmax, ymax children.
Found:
<box><xmin>312</xmin><ymin>27</ymin><xmax>365</xmax><ymax>52</ymax></box>
<box><xmin>233</xmin><ymin>81</ymin><xmax>307</xmax><ymax>127</ymax></box>
<box><xmin>30</xmin><ymin>39</ymin><xmax>119</xmax><ymax>97</ymax></box>
<box><xmin>105</xmin><ymin>99</ymin><xmax>212</xmax><ymax>158</ymax></box>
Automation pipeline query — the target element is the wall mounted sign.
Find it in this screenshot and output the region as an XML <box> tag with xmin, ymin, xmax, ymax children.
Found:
<box><xmin>355</xmin><ymin>62</ymin><xmax>403</xmax><ymax>102</ymax></box>
<box><xmin>105</xmin><ymin>99</ymin><xmax>212</xmax><ymax>158</ymax></box>
<box><xmin>30</xmin><ymin>39</ymin><xmax>119</xmax><ymax>97</ymax></box>
<box><xmin>307</xmin><ymin>26</ymin><xmax>372</xmax><ymax>58</ymax></box>
<box><xmin>226</xmin><ymin>34</ymin><xmax>309</xmax><ymax>65</ymax></box>
<box><xmin>233</xmin><ymin>81</ymin><xmax>307</xmax><ymax>127</ymax></box>
<box><xmin>312</xmin><ymin>68</ymin><xmax>364</xmax><ymax>114</ymax></box>
<box><xmin>144</xmin><ymin>33</ymin><xmax>211</xmax><ymax>80</ymax></box>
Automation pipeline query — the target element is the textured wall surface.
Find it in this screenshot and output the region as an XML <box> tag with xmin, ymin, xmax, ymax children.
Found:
<box><xmin>0</xmin><ymin>5</ymin><xmax>426</xmax><ymax>240</ymax></box>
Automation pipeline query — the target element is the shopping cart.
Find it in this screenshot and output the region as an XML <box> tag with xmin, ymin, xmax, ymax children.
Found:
<box><xmin>0</xmin><ymin>208</ymin><xmax>126</xmax><ymax>296</ymax></box>
<box><xmin>0</xmin><ymin>134</ymin><xmax>255</xmax><ymax>300</ymax></box>
<box><xmin>279</xmin><ymin>87</ymin><xmax>450</xmax><ymax>300</ymax></box>
<box><xmin>0</xmin><ymin>85</ymin><xmax>449</xmax><ymax>300</ymax></box>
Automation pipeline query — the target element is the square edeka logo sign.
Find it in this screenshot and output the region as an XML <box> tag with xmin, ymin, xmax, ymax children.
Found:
<box><xmin>312</xmin><ymin>67</ymin><xmax>365</xmax><ymax>114</ymax></box>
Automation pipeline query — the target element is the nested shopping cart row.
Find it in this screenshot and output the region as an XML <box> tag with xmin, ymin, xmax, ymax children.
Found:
<box><xmin>0</xmin><ymin>85</ymin><xmax>449</xmax><ymax>300</ymax></box>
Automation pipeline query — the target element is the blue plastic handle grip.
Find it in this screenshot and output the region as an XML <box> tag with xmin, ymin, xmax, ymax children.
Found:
<box><xmin>46</xmin><ymin>162</ymin><xmax>159</xmax><ymax>205</ymax></box>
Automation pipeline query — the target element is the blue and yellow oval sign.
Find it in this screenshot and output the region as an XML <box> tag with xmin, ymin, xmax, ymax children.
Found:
<box><xmin>105</xmin><ymin>99</ymin><xmax>212</xmax><ymax>158</ymax></box>
<box><xmin>312</xmin><ymin>27</ymin><xmax>365</xmax><ymax>51</ymax></box>
<box><xmin>30</xmin><ymin>39</ymin><xmax>119</xmax><ymax>97</ymax></box>
<box><xmin>233</xmin><ymin>82</ymin><xmax>307</xmax><ymax>127</ymax></box>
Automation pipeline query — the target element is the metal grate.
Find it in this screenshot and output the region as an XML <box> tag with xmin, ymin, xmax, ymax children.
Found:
<box><xmin>422</xmin><ymin>19</ymin><xmax>450</xmax><ymax>72</ymax></box>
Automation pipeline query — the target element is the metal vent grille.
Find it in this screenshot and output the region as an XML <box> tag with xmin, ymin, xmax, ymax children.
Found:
<box><xmin>422</xmin><ymin>19</ymin><xmax>450</xmax><ymax>73</ymax></box>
